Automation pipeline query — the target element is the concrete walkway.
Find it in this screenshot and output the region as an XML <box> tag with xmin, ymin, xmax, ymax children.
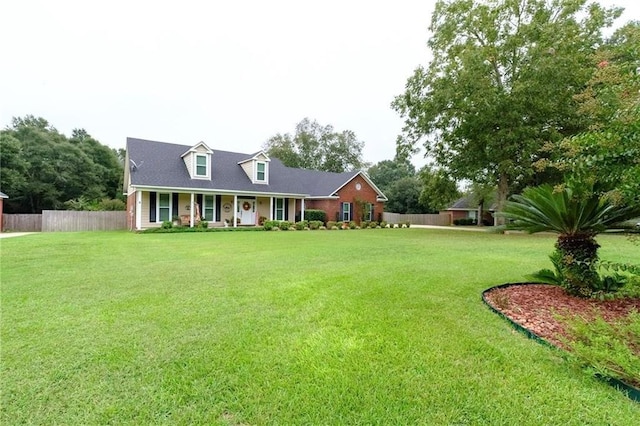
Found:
<box><xmin>0</xmin><ymin>232</ymin><xmax>37</xmax><ymax>239</ymax></box>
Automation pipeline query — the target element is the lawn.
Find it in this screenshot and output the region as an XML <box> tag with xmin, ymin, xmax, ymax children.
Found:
<box><xmin>1</xmin><ymin>229</ymin><xmax>639</xmax><ymax>424</ymax></box>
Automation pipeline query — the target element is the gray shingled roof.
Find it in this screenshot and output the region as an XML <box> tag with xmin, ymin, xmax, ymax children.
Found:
<box><xmin>447</xmin><ymin>195</ymin><xmax>496</xmax><ymax>211</ymax></box>
<box><xmin>127</xmin><ymin>137</ymin><xmax>361</xmax><ymax>197</ymax></box>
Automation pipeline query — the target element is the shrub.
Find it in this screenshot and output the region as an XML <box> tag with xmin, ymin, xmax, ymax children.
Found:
<box><xmin>404</xmin><ymin>221</ymin><xmax>411</xmax><ymax>228</ymax></box>
<box><xmin>453</xmin><ymin>218</ymin><xmax>476</xmax><ymax>226</ymax></box>
<box><xmin>561</xmin><ymin>311</ymin><xmax>640</xmax><ymax>389</ymax></box>
<box><xmin>279</xmin><ymin>221</ymin><xmax>291</xmax><ymax>230</ymax></box>
<box><xmin>309</xmin><ymin>220</ymin><xmax>323</xmax><ymax>230</ymax></box>
<box><xmin>98</xmin><ymin>198</ymin><xmax>126</xmax><ymax>211</ymax></box>
<box><xmin>369</xmin><ymin>221</ymin><xmax>378</xmax><ymax>228</ymax></box>
<box><xmin>349</xmin><ymin>221</ymin><xmax>356</xmax><ymax>229</ymax></box>
<box><xmin>305</xmin><ymin>209</ymin><xmax>326</xmax><ymax>223</ymax></box>
<box><xmin>326</xmin><ymin>221</ymin><xmax>337</xmax><ymax>229</ymax></box>
<box><xmin>380</xmin><ymin>221</ymin><xmax>387</xmax><ymax>228</ymax></box>
<box><xmin>361</xmin><ymin>221</ymin><xmax>370</xmax><ymax>229</ymax></box>
<box><xmin>319</xmin><ymin>226</ymin><xmax>327</xmax><ymax>230</ymax></box>
<box><xmin>263</xmin><ymin>220</ymin><xmax>278</xmax><ymax>231</ymax></box>
<box><xmin>161</xmin><ymin>221</ymin><xmax>173</xmax><ymax>229</ymax></box>
<box><xmin>295</xmin><ymin>220</ymin><xmax>308</xmax><ymax>230</ymax></box>
<box><xmin>197</xmin><ymin>220</ymin><xmax>208</xmax><ymax>229</ymax></box>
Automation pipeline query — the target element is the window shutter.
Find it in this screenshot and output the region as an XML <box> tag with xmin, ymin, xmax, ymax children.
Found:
<box><xmin>350</xmin><ymin>203</ymin><xmax>354</xmax><ymax>221</ymax></box>
<box><xmin>371</xmin><ymin>205</ymin><xmax>374</xmax><ymax>222</ymax></box>
<box><xmin>272</xmin><ymin>198</ymin><xmax>276</xmax><ymax>219</ymax></box>
<box><xmin>172</xmin><ymin>193</ymin><xmax>179</xmax><ymax>218</ymax></box>
<box><xmin>215</xmin><ymin>195</ymin><xmax>221</xmax><ymax>222</ymax></box>
<box><xmin>149</xmin><ymin>192</ymin><xmax>157</xmax><ymax>222</ymax></box>
<box><xmin>284</xmin><ymin>198</ymin><xmax>289</xmax><ymax>221</ymax></box>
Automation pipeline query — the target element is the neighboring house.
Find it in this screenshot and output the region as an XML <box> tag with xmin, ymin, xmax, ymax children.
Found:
<box><xmin>0</xmin><ymin>191</ymin><xmax>7</xmax><ymax>231</ymax></box>
<box><xmin>124</xmin><ymin>138</ymin><xmax>387</xmax><ymax>230</ymax></box>
<box><xmin>443</xmin><ymin>195</ymin><xmax>495</xmax><ymax>225</ymax></box>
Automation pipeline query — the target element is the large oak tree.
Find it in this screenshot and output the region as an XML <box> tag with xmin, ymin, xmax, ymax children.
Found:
<box><xmin>392</xmin><ymin>0</ymin><xmax>621</xmax><ymax>223</ymax></box>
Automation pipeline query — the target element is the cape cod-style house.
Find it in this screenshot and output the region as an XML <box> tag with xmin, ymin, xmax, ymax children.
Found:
<box><xmin>124</xmin><ymin>138</ymin><xmax>387</xmax><ymax>230</ymax></box>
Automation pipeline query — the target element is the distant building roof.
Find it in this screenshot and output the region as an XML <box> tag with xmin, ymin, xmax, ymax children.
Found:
<box><xmin>0</xmin><ymin>191</ymin><xmax>8</xmax><ymax>199</ymax></box>
<box><xmin>446</xmin><ymin>195</ymin><xmax>496</xmax><ymax>211</ymax></box>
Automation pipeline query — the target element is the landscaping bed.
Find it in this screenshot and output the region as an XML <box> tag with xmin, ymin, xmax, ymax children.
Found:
<box><xmin>484</xmin><ymin>283</ymin><xmax>640</xmax><ymax>395</ymax></box>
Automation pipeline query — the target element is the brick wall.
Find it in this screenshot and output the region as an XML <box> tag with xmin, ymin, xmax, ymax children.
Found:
<box><xmin>305</xmin><ymin>176</ymin><xmax>384</xmax><ymax>224</ymax></box>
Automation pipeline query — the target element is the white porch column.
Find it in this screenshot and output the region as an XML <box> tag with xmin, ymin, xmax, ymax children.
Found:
<box><xmin>301</xmin><ymin>198</ymin><xmax>305</xmax><ymax>221</ymax></box>
<box><xmin>135</xmin><ymin>190</ymin><xmax>142</xmax><ymax>230</ymax></box>
<box><xmin>269</xmin><ymin>197</ymin><xmax>273</xmax><ymax>221</ymax></box>
<box><xmin>190</xmin><ymin>193</ymin><xmax>195</xmax><ymax>228</ymax></box>
<box><xmin>233</xmin><ymin>195</ymin><xmax>238</xmax><ymax>227</ymax></box>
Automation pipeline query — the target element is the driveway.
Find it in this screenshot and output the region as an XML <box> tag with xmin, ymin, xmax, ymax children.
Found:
<box><xmin>411</xmin><ymin>225</ymin><xmax>490</xmax><ymax>231</ymax></box>
<box><xmin>0</xmin><ymin>232</ymin><xmax>37</xmax><ymax>239</ymax></box>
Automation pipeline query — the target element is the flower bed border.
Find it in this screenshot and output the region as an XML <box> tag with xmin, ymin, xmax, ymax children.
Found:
<box><xmin>482</xmin><ymin>282</ymin><xmax>640</xmax><ymax>403</ymax></box>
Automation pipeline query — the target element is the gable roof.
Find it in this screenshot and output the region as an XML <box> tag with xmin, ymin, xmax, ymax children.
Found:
<box><xmin>237</xmin><ymin>150</ymin><xmax>270</xmax><ymax>164</ymax></box>
<box><xmin>181</xmin><ymin>141</ymin><xmax>213</xmax><ymax>157</ymax></box>
<box><xmin>126</xmin><ymin>138</ymin><xmax>386</xmax><ymax>199</ymax></box>
<box><xmin>0</xmin><ymin>191</ymin><xmax>7</xmax><ymax>199</ymax></box>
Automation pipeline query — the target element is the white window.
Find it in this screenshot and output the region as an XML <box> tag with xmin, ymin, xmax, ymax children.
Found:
<box><xmin>275</xmin><ymin>198</ymin><xmax>284</xmax><ymax>220</ymax></box>
<box><xmin>342</xmin><ymin>202</ymin><xmax>350</xmax><ymax>221</ymax></box>
<box><xmin>203</xmin><ymin>195</ymin><xmax>214</xmax><ymax>221</ymax></box>
<box><xmin>256</xmin><ymin>161</ymin><xmax>267</xmax><ymax>182</ymax></box>
<box><xmin>195</xmin><ymin>154</ymin><xmax>208</xmax><ymax>177</ymax></box>
<box><xmin>158</xmin><ymin>193</ymin><xmax>171</xmax><ymax>222</ymax></box>
<box><xmin>367</xmin><ymin>203</ymin><xmax>374</xmax><ymax>221</ymax></box>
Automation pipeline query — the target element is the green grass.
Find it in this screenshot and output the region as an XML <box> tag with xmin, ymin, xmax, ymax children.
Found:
<box><xmin>1</xmin><ymin>229</ymin><xmax>639</xmax><ymax>424</ymax></box>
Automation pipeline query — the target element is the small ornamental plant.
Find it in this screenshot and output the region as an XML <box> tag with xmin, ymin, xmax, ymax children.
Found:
<box><xmin>502</xmin><ymin>183</ymin><xmax>640</xmax><ymax>297</ymax></box>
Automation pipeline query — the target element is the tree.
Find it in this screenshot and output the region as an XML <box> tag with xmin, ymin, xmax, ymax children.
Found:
<box><xmin>392</xmin><ymin>0</ymin><xmax>621</xmax><ymax>224</ymax></box>
<box><xmin>418</xmin><ymin>165</ymin><xmax>460</xmax><ymax>212</ymax></box>
<box><xmin>543</xmin><ymin>22</ymin><xmax>640</xmax><ymax>208</ymax></box>
<box><xmin>263</xmin><ymin>118</ymin><xmax>367</xmax><ymax>172</ymax></box>
<box><xmin>0</xmin><ymin>116</ymin><xmax>124</xmax><ymax>213</ymax></box>
<box><xmin>502</xmin><ymin>183</ymin><xmax>639</xmax><ymax>296</ymax></box>
<box><xmin>385</xmin><ymin>177</ymin><xmax>432</xmax><ymax>214</ymax></box>
<box><xmin>0</xmin><ymin>133</ymin><xmax>28</xmax><ymax>201</ymax></box>
<box><xmin>367</xmin><ymin>157</ymin><xmax>416</xmax><ymax>193</ymax></box>
<box><xmin>69</xmin><ymin>128</ymin><xmax>123</xmax><ymax>200</ymax></box>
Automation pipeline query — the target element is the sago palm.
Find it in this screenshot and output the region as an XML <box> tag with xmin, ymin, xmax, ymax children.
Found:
<box><xmin>502</xmin><ymin>184</ymin><xmax>638</xmax><ymax>296</ymax></box>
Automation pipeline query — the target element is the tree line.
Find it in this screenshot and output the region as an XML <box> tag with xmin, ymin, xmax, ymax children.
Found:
<box><xmin>0</xmin><ymin>116</ymin><xmax>124</xmax><ymax>213</ymax></box>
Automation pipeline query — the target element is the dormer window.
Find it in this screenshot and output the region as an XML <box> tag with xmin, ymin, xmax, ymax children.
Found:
<box><xmin>256</xmin><ymin>161</ymin><xmax>266</xmax><ymax>182</ymax></box>
<box><xmin>182</xmin><ymin>142</ymin><xmax>213</xmax><ymax>180</ymax></box>
<box><xmin>238</xmin><ymin>151</ymin><xmax>270</xmax><ymax>184</ymax></box>
<box><xmin>195</xmin><ymin>154</ymin><xmax>208</xmax><ymax>177</ymax></box>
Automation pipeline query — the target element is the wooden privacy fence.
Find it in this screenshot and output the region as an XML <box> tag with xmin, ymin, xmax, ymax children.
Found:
<box><xmin>42</xmin><ymin>211</ymin><xmax>127</xmax><ymax>232</ymax></box>
<box><xmin>3</xmin><ymin>211</ymin><xmax>127</xmax><ymax>232</ymax></box>
<box><xmin>2</xmin><ymin>214</ymin><xmax>42</xmax><ymax>232</ymax></box>
<box><xmin>382</xmin><ymin>212</ymin><xmax>452</xmax><ymax>226</ymax></box>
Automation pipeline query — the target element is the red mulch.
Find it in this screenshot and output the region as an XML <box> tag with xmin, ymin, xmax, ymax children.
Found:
<box><xmin>484</xmin><ymin>284</ymin><xmax>640</xmax><ymax>349</ymax></box>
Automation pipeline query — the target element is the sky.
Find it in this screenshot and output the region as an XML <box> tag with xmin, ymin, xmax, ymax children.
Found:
<box><xmin>1</xmin><ymin>0</ymin><xmax>638</xmax><ymax>168</ymax></box>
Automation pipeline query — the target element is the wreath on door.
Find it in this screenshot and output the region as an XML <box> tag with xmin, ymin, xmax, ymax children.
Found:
<box><xmin>242</xmin><ymin>202</ymin><xmax>251</xmax><ymax>211</ymax></box>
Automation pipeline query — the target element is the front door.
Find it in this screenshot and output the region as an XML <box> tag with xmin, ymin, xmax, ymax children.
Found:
<box><xmin>239</xmin><ymin>199</ymin><xmax>256</xmax><ymax>225</ymax></box>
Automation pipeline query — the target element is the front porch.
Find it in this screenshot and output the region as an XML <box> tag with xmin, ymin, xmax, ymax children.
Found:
<box><xmin>130</xmin><ymin>190</ymin><xmax>307</xmax><ymax>230</ymax></box>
